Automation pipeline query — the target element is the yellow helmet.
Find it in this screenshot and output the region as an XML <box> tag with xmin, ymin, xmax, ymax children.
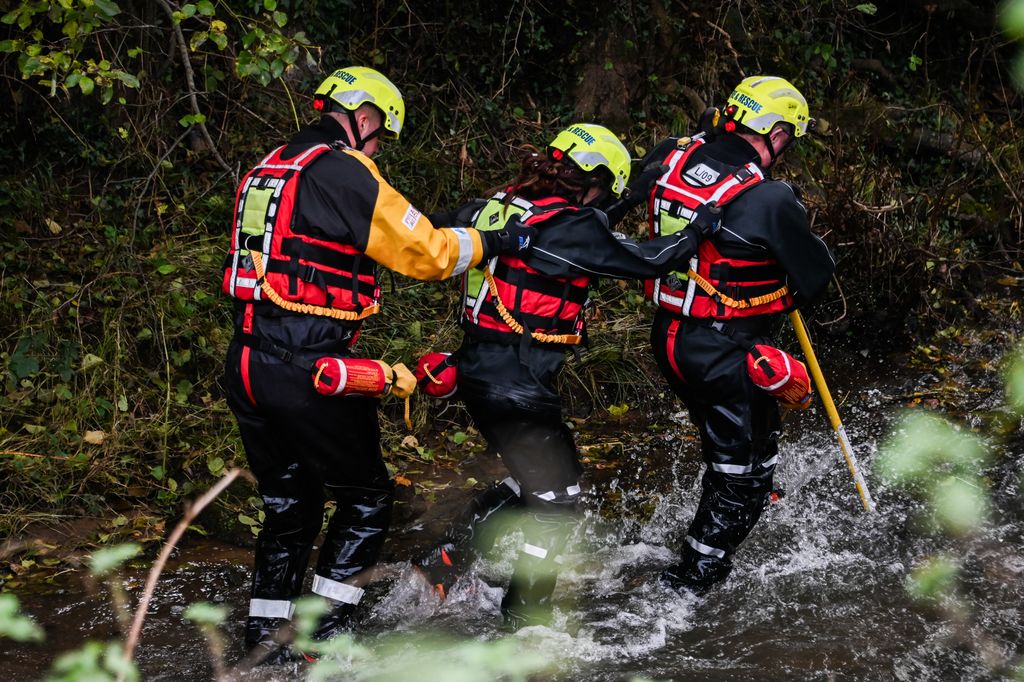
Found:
<box><xmin>313</xmin><ymin>66</ymin><xmax>404</xmax><ymax>140</ymax></box>
<box><xmin>725</xmin><ymin>76</ymin><xmax>813</xmax><ymax>137</ymax></box>
<box><xmin>548</xmin><ymin>123</ymin><xmax>632</xmax><ymax>197</ymax></box>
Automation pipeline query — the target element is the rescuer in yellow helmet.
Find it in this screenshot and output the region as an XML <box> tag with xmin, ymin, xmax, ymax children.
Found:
<box><xmin>411</xmin><ymin>122</ymin><xmax>719</xmax><ymax>630</ymax></box>
<box><xmin>639</xmin><ymin>75</ymin><xmax>835</xmax><ymax>594</ymax></box>
<box><xmin>222</xmin><ymin>66</ymin><xmax>537</xmax><ymax>662</ymax></box>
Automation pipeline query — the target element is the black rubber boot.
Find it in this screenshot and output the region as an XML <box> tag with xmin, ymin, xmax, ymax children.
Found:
<box><xmin>500</xmin><ymin>509</ymin><xmax>575</xmax><ymax>630</ymax></box>
<box><xmin>311</xmin><ymin>602</ymin><xmax>357</xmax><ymax>643</ymax></box>
<box><xmin>244</xmin><ymin>616</ymin><xmax>296</xmax><ymax>665</ymax></box>
<box><xmin>659</xmin><ymin>548</ymin><xmax>733</xmax><ymax>595</ymax></box>
<box><xmin>501</xmin><ymin>569</ymin><xmax>559</xmax><ymax>630</ymax></box>
<box><xmin>414</xmin><ymin>478</ymin><xmax>522</xmax><ymax>598</ymax></box>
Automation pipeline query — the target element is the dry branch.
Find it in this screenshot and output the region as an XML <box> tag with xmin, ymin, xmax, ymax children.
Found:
<box><xmin>120</xmin><ymin>467</ymin><xmax>253</xmax><ymax>677</ymax></box>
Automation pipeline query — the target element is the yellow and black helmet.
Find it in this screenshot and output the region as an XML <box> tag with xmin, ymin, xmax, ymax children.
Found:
<box><xmin>313</xmin><ymin>66</ymin><xmax>405</xmax><ymax>141</ymax></box>
<box><xmin>723</xmin><ymin>76</ymin><xmax>813</xmax><ymax>137</ymax></box>
<box><xmin>547</xmin><ymin>123</ymin><xmax>632</xmax><ymax>197</ymax></box>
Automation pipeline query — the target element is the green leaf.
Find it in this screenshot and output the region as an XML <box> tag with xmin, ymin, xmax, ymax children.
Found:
<box><xmin>157</xmin><ymin>263</ymin><xmax>177</xmax><ymax>275</ymax></box>
<box><xmin>196</xmin><ymin>0</ymin><xmax>215</xmax><ymax>16</ymax></box>
<box><xmin>93</xmin><ymin>0</ymin><xmax>121</xmax><ymax>18</ymax></box>
<box><xmin>877</xmin><ymin>412</ymin><xmax>988</xmax><ymax>485</ymax></box>
<box><xmin>181</xmin><ymin>3</ymin><xmax>197</xmax><ymax>18</ymax></box>
<box><xmin>273</xmin><ymin>10</ymin><xmax>287</xmax><ymax>27</ymax></box>
<box><xmin>0</xmin><ymin>594</ymin><xmax>45</xmax><ymax>642</ymax></box>
<box><xmin>1007</xmin><ymin>344</ymin><xmax>1024</xmax><ymax>414</ymax></box>
<box><xmin>89</xmin><ymin>543</ymin><xmax>141</xmax><ymax>577</ymax></box>
<box><xmin>177</xmin><ymin>113</ymin><xmax>206</xmax><ymax>127</ymax></box>
<box><xmin>183</xmin><ymin>602</ymin><xmax>227</xmax><ymax>625</ymax></box>
<box><xmin>908</xmin><ymin>555</ymin><xmax>959</xmax><ymax>601</ymax></box>
<box><xmin>929</xmin><ymin>476</ymin><xmax>988</xmax><ymax>535</ymax></box>
<box><xmin>450</xmin><ymin>431</ymin><xmax>468</xmax><ymax>445</ymax></box>
<box><xmin>78</xmin><ymin>75</ymin><xmax>94</xmax><ymax>95</ymax></box>
<box><xmin>207</xmin><ymin>456</ymin><xmax>225</xmax><ymax>474</ymax></box>
<box><xmin>150</xmin><ymin>465</ymin><xmax>165</xmax><ymax>481</ymax></box>
<box><xmin>1000</xmin><ymin>0</ymin><xmax>1024</xmax><ymax>40</ymax></box>
<box><xmin>80</xmin><ymin>353</ymin><xmax>104</xmax><ymax>371</ymax></box>
<box><xmin>855</xmin><ymin>3</ymin><xmax>877</xmax><ymax>14</ymax></box>
<box><xmin>264</xmin><ymin>0</ymin><xmax>277</xmax><ymax>9</ymax></box>
<box><xmin>237</xmin><ymin>513</ymin><xmax>258</xmax><ymax>526</ymax></box>
<box><xmin>608</xmin><ymin>403</ymin><xmax>629</xmax><ymax>416</ymax></box>
<box><xmin>9</xmin><ymin>347</ymin><xmax>39</xmax><ymax>380</ymax></box>
<box><xmin>114</xmin><ymin>71</ymin><xmax>140</xmax><ymax>88</ymax></box>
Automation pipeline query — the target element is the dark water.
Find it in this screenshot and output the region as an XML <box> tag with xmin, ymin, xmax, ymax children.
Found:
<box><xmin>4</xmin><ymin>350</ymin><xmax>1023</xmax><ymax>681</ymax></box>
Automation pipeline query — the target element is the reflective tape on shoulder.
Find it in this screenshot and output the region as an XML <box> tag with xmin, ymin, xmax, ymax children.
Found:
<box><xmin>311</xmin><ymin>574</ymin><xmax>365</xmax><ymax>605</ymax></box>
<box><xmin>249</xmin><ymin>598</ymin><xmax>294</xmax><ymax>619</ymax></box>
<box><xmin>566</xmin><ymin>484</ymin><xmax>581</xmax><ymax>496</ymax></box>
<box><xmin>451</xmin><ymin>227</ymin><xmax>474</xmax><ymax>276</ymax></box>
<box><xmin>501</xmin><ymin>477</ymin><xmax>521</xmax><ymax>495</ymax></box>
<box><xmin>710</xmin><ymin>462</ymin><xmax>754</xmax><ymax>474</ymax></box>
<box><xmin>686</xmin><ymin>535</ymin><xmax>726</xmax><ymax>559</ymax></box>
<box><xmin>761</xmin><ymin>455</ymin><xmax>779</xmax><ymax>469</ymax></box>
<box><xmin>534</xmin><ymin>490</ymin><xmax>557</xmax><ymax>502</ymax></box>
<box><xmin>522</xmin><ymin>543</ymin><xmax>548</xmax><ymax>559</ymax></box>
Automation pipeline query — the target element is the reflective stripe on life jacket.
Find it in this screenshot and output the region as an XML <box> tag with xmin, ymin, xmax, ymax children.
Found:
<box><xmin>222</xmin><ymin>143</ymin><xmax>380</xmax><ymax>319</ymax></box>
<box><xmin>462</xmin><ymin>193</ymin><xmax>589</xmax><ymax>345</ymax></box>
<box><xmin>647</xmin><ymin>137</ymin><xmax>793</xmax><ymax>319</ymax></box>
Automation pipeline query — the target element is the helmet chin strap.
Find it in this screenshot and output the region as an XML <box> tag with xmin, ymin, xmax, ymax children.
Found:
<box><xmin>344</xmin><ymin>108</ymin><xmax>383</xmax><ymax>151</ymax></box>
<box><xmin>761</xmin><ymin>127</ymin><xmax>794</xmax><ymax>168</ymax></box>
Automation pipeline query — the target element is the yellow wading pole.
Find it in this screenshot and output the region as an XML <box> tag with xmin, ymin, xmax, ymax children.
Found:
<box><xmin>789</xmin><ymin>310</ymin><xmax>876</xmax><ymax>512</ymax></box>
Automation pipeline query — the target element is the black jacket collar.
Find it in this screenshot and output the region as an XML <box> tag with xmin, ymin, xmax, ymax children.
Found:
<box><xmin>282</xmin><ymin>116</ymin><xmax>353</xmax><ymax>158</ymax></box>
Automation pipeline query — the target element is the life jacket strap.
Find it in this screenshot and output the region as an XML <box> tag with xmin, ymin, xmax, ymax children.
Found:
<box><xmin>686</xmin><ymin>268</ymin><xmax>789</xmax><ymax>310</ymax></box>
<box><xmin>482</xmin><ymin>267</ymin><xmax>582</xmax><ymax>345</ymax></box>
<box><xmin>250</xmin><ymin>249</ymin><xmax>379</xmax><ymax>320</ymax></box>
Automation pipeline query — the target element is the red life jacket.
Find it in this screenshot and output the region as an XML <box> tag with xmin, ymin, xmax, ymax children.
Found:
<box><xmin>222</xmin><ymin>143</ymin><xmax>380</xmax><ymax>319</ymax></box>
<box><xmin>462</xmin><ymin>193</ymin><xmax>589</xmax><ymax>345</ymax></box>
<box><xmin>646</xmin><ymin>137</ymin><xmax>793</xmax><ymax>319</ymax></box>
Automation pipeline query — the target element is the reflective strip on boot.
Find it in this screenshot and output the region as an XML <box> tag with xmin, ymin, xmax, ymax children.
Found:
<box><xmin>501</xmin><ymin>477</ymin><xmax>521</xmax><ymax>496</ymax></box>
<box><xmin>249</xmin><ymin>598</ymin><xmax>295</xmax><ymax>619</ymax></box>
<box><xmin>685</xmin><ymin>535</ymin><xmax>727</xmax><ymax>559</ymax></box>
<box><xmin>532</xmin><ymin>484</ymin><xmax>581</xmax><ymax>503</ymax></box>
<box><xmin>521</xmin><ymin>543</ymin><xmax>549</xmax><ymax>559</ymax></box>
<box><xmin>710</xmin><ymin>462</ymin><xmax>755</xmax><ymax>474</ymax></box>
<box><xmin>311</xmin><ymin>575</ymin><xmax>365</xmax><ymax>605</ymax></box>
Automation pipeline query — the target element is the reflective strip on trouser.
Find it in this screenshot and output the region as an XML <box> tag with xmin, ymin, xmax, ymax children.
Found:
<box><xmin>249</xmin><ymin>598</ymin><xmax>295</xmax><ymax>619</ymax></box>
<box><xmin>312</xmin><ymin>574</ymin><xmax>365</xmax><ymax>605</ymax></box>
<box><xmin>685</xmin><ymin>535</ymin><xmax>726</xmax><ymax>559</ymax></box>
<box><xmin>651</xmin><ymin>310</ymin><xmax>780</xmax><ymax>584</ymax></box>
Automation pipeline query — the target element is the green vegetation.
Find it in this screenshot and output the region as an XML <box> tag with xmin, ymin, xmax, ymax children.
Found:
<box><xmin>876</xmin><ymin>344</ymin><xmax>1024</xmax><ymax>678</ymax></box>
<box><xmin>0</xmin><ymin>0</ymin><xmax>1021</xmax><ymax>571</ymax></box>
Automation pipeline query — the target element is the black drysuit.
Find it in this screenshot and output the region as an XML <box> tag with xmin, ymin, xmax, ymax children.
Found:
<box><xmin>424</xmin><ymin>201</ymin><xmax>706</xmax><ymax>627</ymax></box>
<box><xmin>223</xmin><ymin>116</ymin><xmax>489</xmax><ymax>648</ymax></box>
<box><xmin>644</xmin><ymin>134</ymin><xmax>835</xmax><ymax>591</ymax></box>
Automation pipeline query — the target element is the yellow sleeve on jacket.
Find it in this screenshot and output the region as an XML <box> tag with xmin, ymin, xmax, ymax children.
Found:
<box><xmin>349</xmin><ymin>152</ymin><xmax>484</xmax><ymax>280</ymax></box>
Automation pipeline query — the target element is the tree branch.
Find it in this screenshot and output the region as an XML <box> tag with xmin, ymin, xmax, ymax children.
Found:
<box><xmin>154</xmin><ymin>0</ymin><xmax>236</xmax><ymax>183</ymax></box>
<box><xmin>120</xmin><ymin>468</ymin><xmax>253</xmax><ymax>675</ymax></box>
